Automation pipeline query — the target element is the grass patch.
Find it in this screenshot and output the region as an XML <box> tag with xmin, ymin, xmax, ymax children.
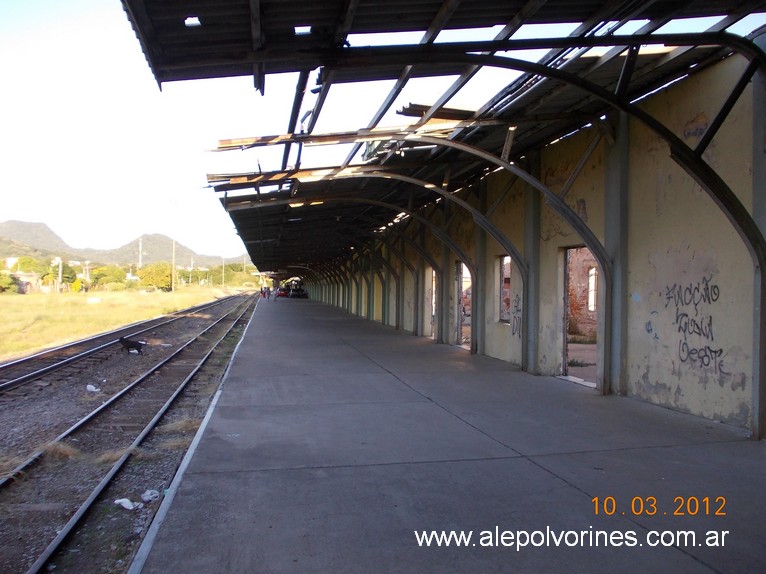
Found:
<box><xmin>0</xmin><ymin>288</ymin><xmax>230</xmax><ymax>362</ymax></box>
<box><xmin>0</xmin><ymin>454</ymin><xmax>26</xmax><ymax>476</ymax></box>
<box><xmin>42</xmin><ymin>441</ymin><xmax>83</xmax><ymax>460</ymax></box>
<box><xmin>94</xmin><ymin>447</ymin><xmax>135</xmax><ymax>465</ymax></box>
<box><xmin>158</xmin><ymin>418</ymin><xmax>200</xmax><ymax>434</ymax></box>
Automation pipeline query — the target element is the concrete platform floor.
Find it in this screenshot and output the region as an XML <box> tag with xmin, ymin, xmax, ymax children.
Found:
<box><xmin>130</xmin><ymin>298</ymin><xmax>765</xmax><ymax>574</ymax></box>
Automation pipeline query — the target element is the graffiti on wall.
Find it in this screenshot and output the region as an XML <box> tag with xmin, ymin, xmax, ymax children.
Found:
<box><xmin>663</xmin><ymin>275</ymin><xmax>725</xmax><ymax>374</ymax></box>
<box><xmin>511</xmin><ymin>293</ymin><xmax>522</xmax><ymax>338</ymax></box>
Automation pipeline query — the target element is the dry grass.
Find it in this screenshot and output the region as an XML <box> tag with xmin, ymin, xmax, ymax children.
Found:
<box><xmin>129</xmin><ymin>446</ymin><xmax>164</xmax><ymax>461</ymax></box>
<box><xmin>42</xmin><ymin>441</ymin><xmax>83</xmax><ymax>460</ymax></box>
<box><xmin>0</xmin><ymin>288</ymin><xmax>230</xmax><ymax>362</ymax></box>
<box><xmin>93</xmin><ymin>447</ymin><xmax>135</xmax><ymax>465</ymax></box>
<box><xmin>0</xmin><ymin>454</ymin><xmax>26</xmax><ymax>476</ymax></box>
<box><xmin>158</xmin><ymin>418</ymin><xmax>200</xmax><ymax>434</ymax></box>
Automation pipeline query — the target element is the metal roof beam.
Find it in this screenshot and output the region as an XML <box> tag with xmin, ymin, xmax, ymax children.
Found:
<box><xmin>340</xmin><ymin>0</ymin><xmax>464</xmax><ymax>167</ymax></box>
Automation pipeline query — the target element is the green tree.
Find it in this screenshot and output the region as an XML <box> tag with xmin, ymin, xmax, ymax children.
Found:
<box><xmin>0</xmin><ymin>272</ymin><xmax>16</xmax><ymax>293</ymax></box>
<box><xmin>184</xmin><ymin>268</ymin><xmax>208</xmax><ymax>286</ymax></box>
<box><xmin>61</xmin><ymin>263</ymin><xmax>77</xmax><ymax>284</ymax></box>
<box><xmin>138</xmin><ymin>262</ymin><xmax>172</xmax><ymax>291</ymax></box>
<box><xmin>204</xmin><ymin>264</ymin><xmax>259</xmax><ymax>288</ymax></box>
<box><xmin>13</xmin><ymin>256</ymin><xmax>47</xmax><ymax>275</ymax></box>
<box><xmin>92</xmin><ymin>265</ymin><xmax>127</xmax><ymax>288</ymax></box>
<box><xmin>40</xmin><ymin>261</ymin><xmax>77</xmax><ymax>289</ymax></box>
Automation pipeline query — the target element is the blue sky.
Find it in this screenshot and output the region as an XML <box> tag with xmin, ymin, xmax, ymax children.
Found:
<box><xmin>1</xmin><ymin>2</ymin><xmax>764</xmax><ymax>259</ymax></box>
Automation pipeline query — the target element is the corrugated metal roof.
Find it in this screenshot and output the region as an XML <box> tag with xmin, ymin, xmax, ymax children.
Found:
<box><xmin>122</xmin><ymin>0</ymin><xmax>766</xmax><ymax>278</ymax></box>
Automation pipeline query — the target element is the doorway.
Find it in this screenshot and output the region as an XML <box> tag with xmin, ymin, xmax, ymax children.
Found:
<box><xmin>456</xmin><ymin>262</ymin><xmax>472</xmax><ymax>348</ymax></box>
<box><xmin>429</xmin><ymin>268</ymin><xmax>437</xmax><ymax>339</ymax></box>
<box><xmin>563</xmin><ymin>247</ymin><xmax>598</xmax><ymax>384</ymax></box>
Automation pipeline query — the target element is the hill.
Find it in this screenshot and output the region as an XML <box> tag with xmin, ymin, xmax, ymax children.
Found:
<box><xmin>0</xmin><ymin>221</ymin><xmax>246</xmax><ymax>268</ymax></box>
<box><xmin>0</xmin><ymin>221</ymin><xmax>72</xmax><ymax>254</ymax></box>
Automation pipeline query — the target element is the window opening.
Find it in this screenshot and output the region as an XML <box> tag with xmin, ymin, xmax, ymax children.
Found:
<box><xmin>500</xmin><ymin>256</ymin><xmax>511</xmax><ymax>323</ymax></box>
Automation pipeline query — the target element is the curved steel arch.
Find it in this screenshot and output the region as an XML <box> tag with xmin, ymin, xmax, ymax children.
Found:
<box><xmin>336</xmin><ymin>196</ymin><xmax>478</xmax><ymax>346</ymax></box>
<box><xmin>328</xmin><ymin>195</ymin><xmax>476</xmax><ymax>343</ymax></box>
<box><xmin>330</xmin><ymin>215</ymin><xmax>427</xmax><ymax>334</ymax></box>
<box><xmin>397</xmin><ymin>132</ymin><xmax>613</xmax><ymax>378</ymax></box>
<box><xmin>337</xmin><ymin>171</ymin><xmax>529</xmax><ymax>284</ymax></box>
<box><xmin>229</xmin><ymin>192</ymin><xmax>473</xmax><ymax>278</ymax></box>
<box><xmin>328</xmin><ymin>41</ymin><xmax>766</xmax><ymax>418</ymax></box>
<box><xmin>304</xmin><ymin>170</ymin><xmax>530</xmax><ymax>358</ymax></box>
<box><xmin>226</xmin><ymin>34</ymin><xmax>766</xmax><ymax>432</ymax></box>
<box><xmin>318</xmin><ymin>230</ymin><xmax>402</xmax><ymax>325</ymax></box>
<box><xmin>310</xmin><ymin>195</ymin><xmax>477</xmax><ymax>280</ymax></box>
<box><xmin>324</xmin><ymin>37</ymin><xmax>766</xmax><ymax>278</ymax></box>
<box><xmin>393</xmin><ymin>135</ymin><xmax>610</xmax><ymax>281</ymax></box>
<box><xmin>433</xmin><ymin>49</ymin><xmax>766</xmax><ymax>435</ymax></box>
<box><xmin>233</xmin><ymin>192</ymin><xmax>473</xmax><ymax>338</ymax></box>
<box><xmin>330</xmin><ymin>211</ymin><xmax>437</xmax><ymax>278</ymax></box>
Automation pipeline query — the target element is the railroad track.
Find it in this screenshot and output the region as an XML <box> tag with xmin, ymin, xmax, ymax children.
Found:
<box><xmin>0</xmin><ymin>296</ymin><xmax>245</xmax><ymax>394</ymax></box>
<box><xmin>0</xmin><ymin>293</ymin><xmax>258</xmax><ymax>573</ymax></box>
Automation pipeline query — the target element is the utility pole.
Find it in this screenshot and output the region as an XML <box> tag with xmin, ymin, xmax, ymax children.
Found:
<box><xmin>53</xmin><ymin>257</ymin><xmax>62</xmax><ymax>293</ymax></box>
<box><xmin>171</xmin><ymin>239</ymin><xmax>176</xmax><ymax>292</ymax></box>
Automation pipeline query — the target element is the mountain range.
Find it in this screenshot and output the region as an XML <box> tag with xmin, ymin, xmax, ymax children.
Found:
<box><xmin>0</xmin><ymin>220</ymin><xmax>246</xmax><ymax>269</ymax></box>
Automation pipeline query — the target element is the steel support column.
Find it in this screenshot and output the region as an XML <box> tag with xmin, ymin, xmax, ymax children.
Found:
<box><xmin>604</xmin><ymin>111</ymin><xmax>630</xmax><ymax>396</ymax></box>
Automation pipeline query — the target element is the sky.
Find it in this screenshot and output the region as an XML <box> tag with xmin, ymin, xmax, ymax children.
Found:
<box><xmin>0</xmin><ymin>1</ymin><xmax>289</xmax><ymax>257</ymax></box>
<box><xmin>1</xmin><ymin>2</ymin><xmax>764</xmax><ymax>259</ymax></box>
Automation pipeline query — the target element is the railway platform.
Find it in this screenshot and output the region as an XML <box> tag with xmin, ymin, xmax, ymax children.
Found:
<box><xmin>129</xmin><ymin>297</ymin><xmax>765</xmax><ymax>573</ymax></box>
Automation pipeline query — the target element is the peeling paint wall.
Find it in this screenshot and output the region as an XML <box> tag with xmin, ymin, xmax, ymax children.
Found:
<box><xmin>626</xmin><ymin>56</ymin><xmax>755</xmax><ymax>427</ymax></box>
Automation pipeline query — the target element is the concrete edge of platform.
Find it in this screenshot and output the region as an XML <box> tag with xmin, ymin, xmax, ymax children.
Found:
<box><xmin>127</xmin><ymin>299</ymin><xmax>260</xmax><ymax>574</ymax></box>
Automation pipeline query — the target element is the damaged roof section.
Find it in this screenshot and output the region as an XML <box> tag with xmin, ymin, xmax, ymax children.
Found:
<box><xmin>121</xmin><ymin>0</ymin><xmax>766</xmax><ymax>277</ymax></box>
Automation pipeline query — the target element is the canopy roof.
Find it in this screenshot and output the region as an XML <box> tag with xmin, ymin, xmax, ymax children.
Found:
<box><xmin>122</xmin><ymin>0</ymin><xmax>766</xmax><ymax>277</ymax></box>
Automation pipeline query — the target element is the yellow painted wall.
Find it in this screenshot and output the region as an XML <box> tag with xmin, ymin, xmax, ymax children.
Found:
<box><xmin>483</xmin><ymin>174</ymin><xmax>525</xmax><ymax>365</ymax></box>
<box><xmin>536</xmin><ymin>128</ymin><xmax>606</xmax><ymax>376</ymax></box>
<box><xmin>625</xmin><ymin>56</ymin><xmax>755</xmax><ymax>427</ymax></box>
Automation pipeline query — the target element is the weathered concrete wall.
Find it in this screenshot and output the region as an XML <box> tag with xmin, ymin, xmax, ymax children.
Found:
<box><xmin>535</xmin><ymin>128</ymin><xmax>607</xmax><ymax>376</ymax></box>
<box><xmin>401</xmin><ymin>257</ymin><xmax>416</xmax><ymax>334</ymax></box>
<box><xmin>626</xmin><ymin>56</ymin><xmax>755</xmax><ymax>427</ymax></box>
<box><xmin>483</xmin><ymin>174</ymin><xmax>526</xmax><ymax>365</ymax></box>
